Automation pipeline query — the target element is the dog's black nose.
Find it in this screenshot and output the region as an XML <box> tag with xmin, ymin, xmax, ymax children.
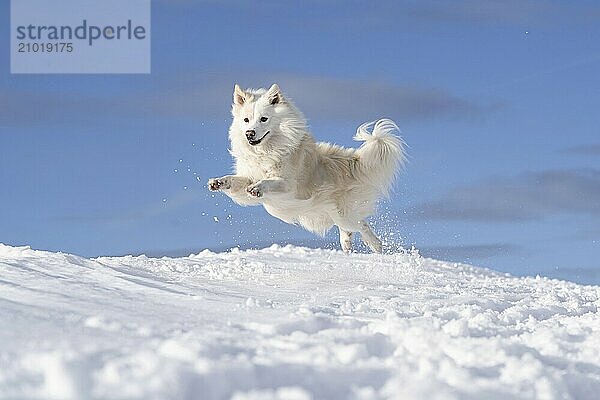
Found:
<box><xmin>245</xmin><ymin>130</ymin><xmax>256</xmax><ymax>140</ymax></box>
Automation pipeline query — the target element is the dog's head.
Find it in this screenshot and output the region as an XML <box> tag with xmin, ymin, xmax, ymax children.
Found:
<box><xmin>229</xmin><ymin>84</ymin><xmax>306</xmax><ymax>156</ymax></box>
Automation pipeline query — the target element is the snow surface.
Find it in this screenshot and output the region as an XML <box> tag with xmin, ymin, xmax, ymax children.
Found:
<box><xmin>1</xmin><ymin>243</ymin><xmax>599</xmax><ymax>400</ymax></box>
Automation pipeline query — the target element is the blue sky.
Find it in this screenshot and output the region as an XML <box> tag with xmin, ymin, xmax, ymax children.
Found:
<box><xmin>1</xmin><ymin>0</ymin><xmax>599</xmax><ymax>284</ymax></box>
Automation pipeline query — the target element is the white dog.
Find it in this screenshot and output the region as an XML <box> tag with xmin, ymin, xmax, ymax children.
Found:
<box><xmin>208</xmin><ymin>84</ymin><xmax>406</xmax><ymax>253</ymax></box>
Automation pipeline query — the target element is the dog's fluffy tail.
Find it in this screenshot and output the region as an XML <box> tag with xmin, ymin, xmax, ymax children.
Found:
<box><xmin>354</xmin><ymin>118</ymin><xmax>407</xmax><ymax>197</ymax></box>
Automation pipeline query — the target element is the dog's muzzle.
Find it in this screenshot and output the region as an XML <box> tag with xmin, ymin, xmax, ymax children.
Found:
<box><xmin>246</xmin><ymin>130</ymin><xmax>269</xmax><ymax>146</ymax></box>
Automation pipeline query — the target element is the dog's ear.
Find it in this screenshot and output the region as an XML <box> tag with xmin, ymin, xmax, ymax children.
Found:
<box><xmin>233</xmin><ymin>84</ymin><xmax>246</xmax><ymax>106</ymax></box>
<box><xmin>266</xmin><ymin>84</ymin><xmax>283</xmax><ymax>105</ymax></box>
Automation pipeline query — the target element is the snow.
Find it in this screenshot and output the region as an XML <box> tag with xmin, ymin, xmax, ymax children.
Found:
<box><xmin>0</xmin><ymin>243</ymin><xmax>599</xmax><ymax>400</ymax></box>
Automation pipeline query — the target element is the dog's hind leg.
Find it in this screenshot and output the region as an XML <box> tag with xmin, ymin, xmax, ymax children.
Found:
<box><xmin>339</xmin><ymin>227</ymin><xmax>353</xmax><ymax>253</ymax></box>
<box><xmin>332</xmin><ymin>215</ymin><xmax>381</xmax><ymax>253</ymax></box>
<box><xmin>358</xmin><ymin>220</ymin><xmax>382</xmax><ymax>253</ymax></box>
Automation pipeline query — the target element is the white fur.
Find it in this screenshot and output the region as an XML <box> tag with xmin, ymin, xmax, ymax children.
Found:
<box><xmin>208</xmin><ymin>84</ymin><xmax>406</xmax><ymax>252</ymax></box>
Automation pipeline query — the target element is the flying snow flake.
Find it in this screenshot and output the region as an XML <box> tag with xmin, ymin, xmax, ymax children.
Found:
<box><xmin>213</xmin><ymin>216</ymin><xmax>219</xmax><ymax>222</ymax></box>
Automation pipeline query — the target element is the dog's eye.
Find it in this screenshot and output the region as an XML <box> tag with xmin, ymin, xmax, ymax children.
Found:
<box><xmin>243</xmin><ymin>118</ymin><xmax>249</xmax><ymax>123</ymax></box>
<box><xmin>260</xmin><ymin>117</ymin><xmax>268</xmax><ymax>122</ymax></box>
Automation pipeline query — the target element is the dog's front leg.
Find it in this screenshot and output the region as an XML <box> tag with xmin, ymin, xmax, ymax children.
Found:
<box><xmin>207</xmin><ymin>175</ymin><xmax>261</xmax><ymax>205</ymax></box>
<box><xmin>246</xmin><ymin>178</ymin><xmax>288</xmax><ymax>198</ymax></box>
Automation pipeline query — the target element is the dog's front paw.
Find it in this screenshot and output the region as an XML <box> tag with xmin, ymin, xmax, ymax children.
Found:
<box><xmin>246</xmin><ymin>182</ymin><xmax>263</xmax><ymax>198</ymax></box>
<box><xmin>207</xmin><ymin>177</ymin><xmax>230</xmax><ymax>191</ymax></box>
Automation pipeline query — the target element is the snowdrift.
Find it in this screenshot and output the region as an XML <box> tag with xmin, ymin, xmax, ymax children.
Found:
<box><xmin>0</xmin><ymin>243</ymin><xmax>599</xmax><ymax>400</ymax></box>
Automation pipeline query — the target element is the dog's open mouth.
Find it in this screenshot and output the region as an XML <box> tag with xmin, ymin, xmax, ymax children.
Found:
<box><xmin>248</xmin><ymin>131</ymin><xmax>269</xmax><ymax>146</ymax></box>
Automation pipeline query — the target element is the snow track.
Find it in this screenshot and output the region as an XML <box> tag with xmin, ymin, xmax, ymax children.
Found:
<box><xmin>0</xmin><ymin>243</ymin><xmax>599</xmax><ymax>399</ymax></box>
